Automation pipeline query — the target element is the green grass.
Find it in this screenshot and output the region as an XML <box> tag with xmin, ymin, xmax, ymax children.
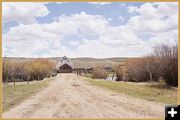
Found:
<box><xmin>107</xmin><ymin>72</ymin><xmax>116</xmax><ymax>77</ymax></box>
<box><xmin>84</xmin><ymin>77</ymin><xmax>178</xmax><ymax>104</ymax></box>
<box><xmin>3</xmin><ymin>78</ymin><xmax>52</xmax><ymax>112</ymax></box>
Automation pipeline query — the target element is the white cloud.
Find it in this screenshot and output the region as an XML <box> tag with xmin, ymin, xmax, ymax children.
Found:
<box><xmin>2</xmin><ymin>2</ymin><xmax>49</xmax><ymax>24</ymax></box>
<box><xmin>3</xmin><ymin>12</ymin><xmax>109</xmax><ymax>57</ymax></box>
<box><xmin>88</xmin><ymin>2</ymin><xmax>111</xmax><ymax>5</ymax></box>
<box><xmin>3</xmin><ymin>23</ymin><xmax>60</xmax><ymax>57</ymax></box>
<box><xmin>69</xmin><ymin>40</ymin><xmax>81</xmax><ymax>46</ymax></box>
<box><xmin>55</xmin><ymin>2</ymin><xmax>68</xmax><ymax>4</ymax></box>
<box><xmin>127</xmin><ymin>2</ymin><xmax>178</xmax><ymax>33</ymax></box>
<box><xmin>46</xmin><ymin>11</ymin><xmax>109</xmax><ymax>36</ymax></box>
<box><xmin>2</xmin><ymin>12</ymin><xmax>150</xmax><ymax>58</ymax></box>
<box><xmin>126</xmin><ymin>2</ymin><xmax>178</xmax><ymax>49</ymax></box>
<box><xmin>2</xmin><ymin>2</ymin><xmax>178</xmax><ymax>58</ymax></box>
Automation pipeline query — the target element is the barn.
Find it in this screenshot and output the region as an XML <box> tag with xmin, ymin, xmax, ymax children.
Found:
<box><xmin>56</xmin><ymin>56</ymin><xmax>74</xmax><ymax>73</ymax></box>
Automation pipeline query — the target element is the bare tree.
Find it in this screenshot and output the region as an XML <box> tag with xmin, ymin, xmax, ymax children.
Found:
<box><xmin>153</xmin><ymin>44</ymin><xmax>178</xmax><ymax>86</ymax></box>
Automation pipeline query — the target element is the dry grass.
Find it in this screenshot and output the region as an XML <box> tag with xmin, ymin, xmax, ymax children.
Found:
<box><xmin>84</xmin><ymin>77</ymin><xmax>178</xmax><ymax>104</ymax></box>
<box><xmin>3</xmin><ymin>78</ymin><xmax>53</xmax><ymax>112</ymax></box>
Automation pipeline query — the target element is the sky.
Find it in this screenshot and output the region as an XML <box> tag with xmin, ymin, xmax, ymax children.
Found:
<box><xmin>2</xmin><ymin>2</ymin><xmax>178</xmax><ymax>58</ymax></box>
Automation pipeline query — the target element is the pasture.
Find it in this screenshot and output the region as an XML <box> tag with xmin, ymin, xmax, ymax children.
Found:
<box><xmin>84</xmin><ymin>77</ymin><xmax>178</xmax><ymax>104</ymax></box>
<box><xmin>3</xmin><ymin>77</ymin><xmax>53</xmax><ymax>111</ymax></box>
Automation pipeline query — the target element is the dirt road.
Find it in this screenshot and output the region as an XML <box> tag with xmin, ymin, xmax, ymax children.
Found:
<box><xmin>3</xmin><ymin>74</ymin><xmax>165</xmax><ymax>118</ymax></box>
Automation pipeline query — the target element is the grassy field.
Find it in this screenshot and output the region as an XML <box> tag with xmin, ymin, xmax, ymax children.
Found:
<box><xmin>84</xmin><ymin>77</ymin><xmax>178</xmax><ymax>104</ymax></box>
<box><xmin>3</xmin><ymin>78</ymin><xmax>53</xmax><ymax>112</ymax></box>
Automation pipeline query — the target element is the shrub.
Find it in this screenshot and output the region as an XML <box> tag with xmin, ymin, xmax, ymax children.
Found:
<box><xmin>24</xmin><ymin>59</ymin><xmax>56</xmax><ymax>80</ymax></box>
<box><xmin>3</xmin><ymin>59</ymin><xmax>13</xmax><ymax>83</ymax></box>
<box><xmin>123</xmin><ymin>44</ymin><xmax>178</xmax><ymax>86</ymax></box>
<box><xmin>2</xmin><ymin>58</ymin><xmax>56</xmax><ymax>83</ymax></box>
<box><xmin>113</xmin><ymin>65</ymin><xmax>123</xmax><ymax>81</ymax></box>
<box><xmin>92</xmin><ymin>66</ymin><xmax>108</xmax><ymax>79</ymax></box>
<box><xmin>123</xmin><ymin>58</ymin><xmax>149</xmax><ymax>82</ymax></box>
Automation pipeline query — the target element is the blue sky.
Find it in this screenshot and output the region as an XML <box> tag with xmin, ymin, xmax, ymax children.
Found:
<box><xmin>4</xmin><ymin>2</ymin><xmax>143</xmax><ymax>32</ymax></box>
<box><xmin>39</xmin><ymin>2</ymin><xmax>140</xmax><ymax>25</ymax></box>
<box><xmin>2</xmin><ymin>2</ymin><xmax>178</xmax><ymax>58</ymax></box>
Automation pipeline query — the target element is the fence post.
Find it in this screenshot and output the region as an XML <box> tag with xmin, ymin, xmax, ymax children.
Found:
<box><xmin>27</xmin><ymin>76</ymin><xmax>29</xmax><ymax>84</ymax></box>
<box><xmin>13</xmin><ymin>76</ymin><xmax>15</xmax><ymax>86</ymax></box>
<box><xmin>112</xmin><ymin>73</ymin><xmax>114</xmax><ymax>81</ymax></box>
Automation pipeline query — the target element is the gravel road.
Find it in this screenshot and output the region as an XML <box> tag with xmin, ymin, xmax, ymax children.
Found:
<box><xmin>3</xmin><ymin>73</ymin><xmax>165</xmax><ymax>118</ymax></box>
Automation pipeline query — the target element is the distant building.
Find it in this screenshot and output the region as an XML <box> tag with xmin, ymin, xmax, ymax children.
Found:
<box><xmin>56</xmin><ymin>56</ymin><xmax>74</xmax><ymax>73</ymax></box>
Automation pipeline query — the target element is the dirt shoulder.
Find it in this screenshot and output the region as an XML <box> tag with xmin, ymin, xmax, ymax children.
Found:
<box><xmin>3</xmin><ymin>73</ymin><xmax>165</xmax><ymax>118</ymax></box>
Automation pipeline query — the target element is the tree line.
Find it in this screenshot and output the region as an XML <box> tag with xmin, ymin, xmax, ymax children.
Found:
<box><xmin>3</xmin><ymin>59</ymin><xmax>57</xmax><ymax>84</ymax></box>
<box><xmin>92</xmin><ymin>44</ymin><xmax>178</xmax><ymax>87</ymax></box>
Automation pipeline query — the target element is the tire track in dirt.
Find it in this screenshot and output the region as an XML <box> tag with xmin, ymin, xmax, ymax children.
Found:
<box><xmin>3</xmin><ymin>73</ymin><xmax>165</xmax><ymax>118</ymax></box>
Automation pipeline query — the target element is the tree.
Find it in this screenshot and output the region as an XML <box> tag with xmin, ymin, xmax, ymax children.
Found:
<box><xmin>153</xmin><ymin>44</ymin><xmax>178</xmax><ymax>86</ymax></box>
<box><xmin>143</xmin><ymin>56</ymin><xmax>160</xmax><ymax>82</ymax></box>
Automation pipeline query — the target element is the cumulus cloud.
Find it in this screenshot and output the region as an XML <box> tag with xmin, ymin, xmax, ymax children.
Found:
<box><xmin>47</xmin><ymin>11</ymin><xmax>109</xmax><ymax>35</ymax></box>
<box><xmin>2</xmin><ymin>2</ymin><xmax>49</xmax><ymax>24</ymax></box>
<box><xmin>127</xmin><ymin>2</ymin><xmax>178</xmax><ymax>46</ymax></box>
<box><xmin>127</xmin><ymin>2</ymin><xmax>178</xmax><ymax>33</ymax></box>
<box><xmin>2</xmin><ymin>2</ymin><xmax>178</xmax><ymax>58</ymax></box>
<box><xmin>3</xmin><ymin>12</ymin><xmax>109</xmax><ymax>57</ymax></box>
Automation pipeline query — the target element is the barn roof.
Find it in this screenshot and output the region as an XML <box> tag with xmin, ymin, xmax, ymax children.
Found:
<box><xmin>56</xmin><ymin>56</ymin><xmax>74</xmax><ymax>69</ymax></box>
